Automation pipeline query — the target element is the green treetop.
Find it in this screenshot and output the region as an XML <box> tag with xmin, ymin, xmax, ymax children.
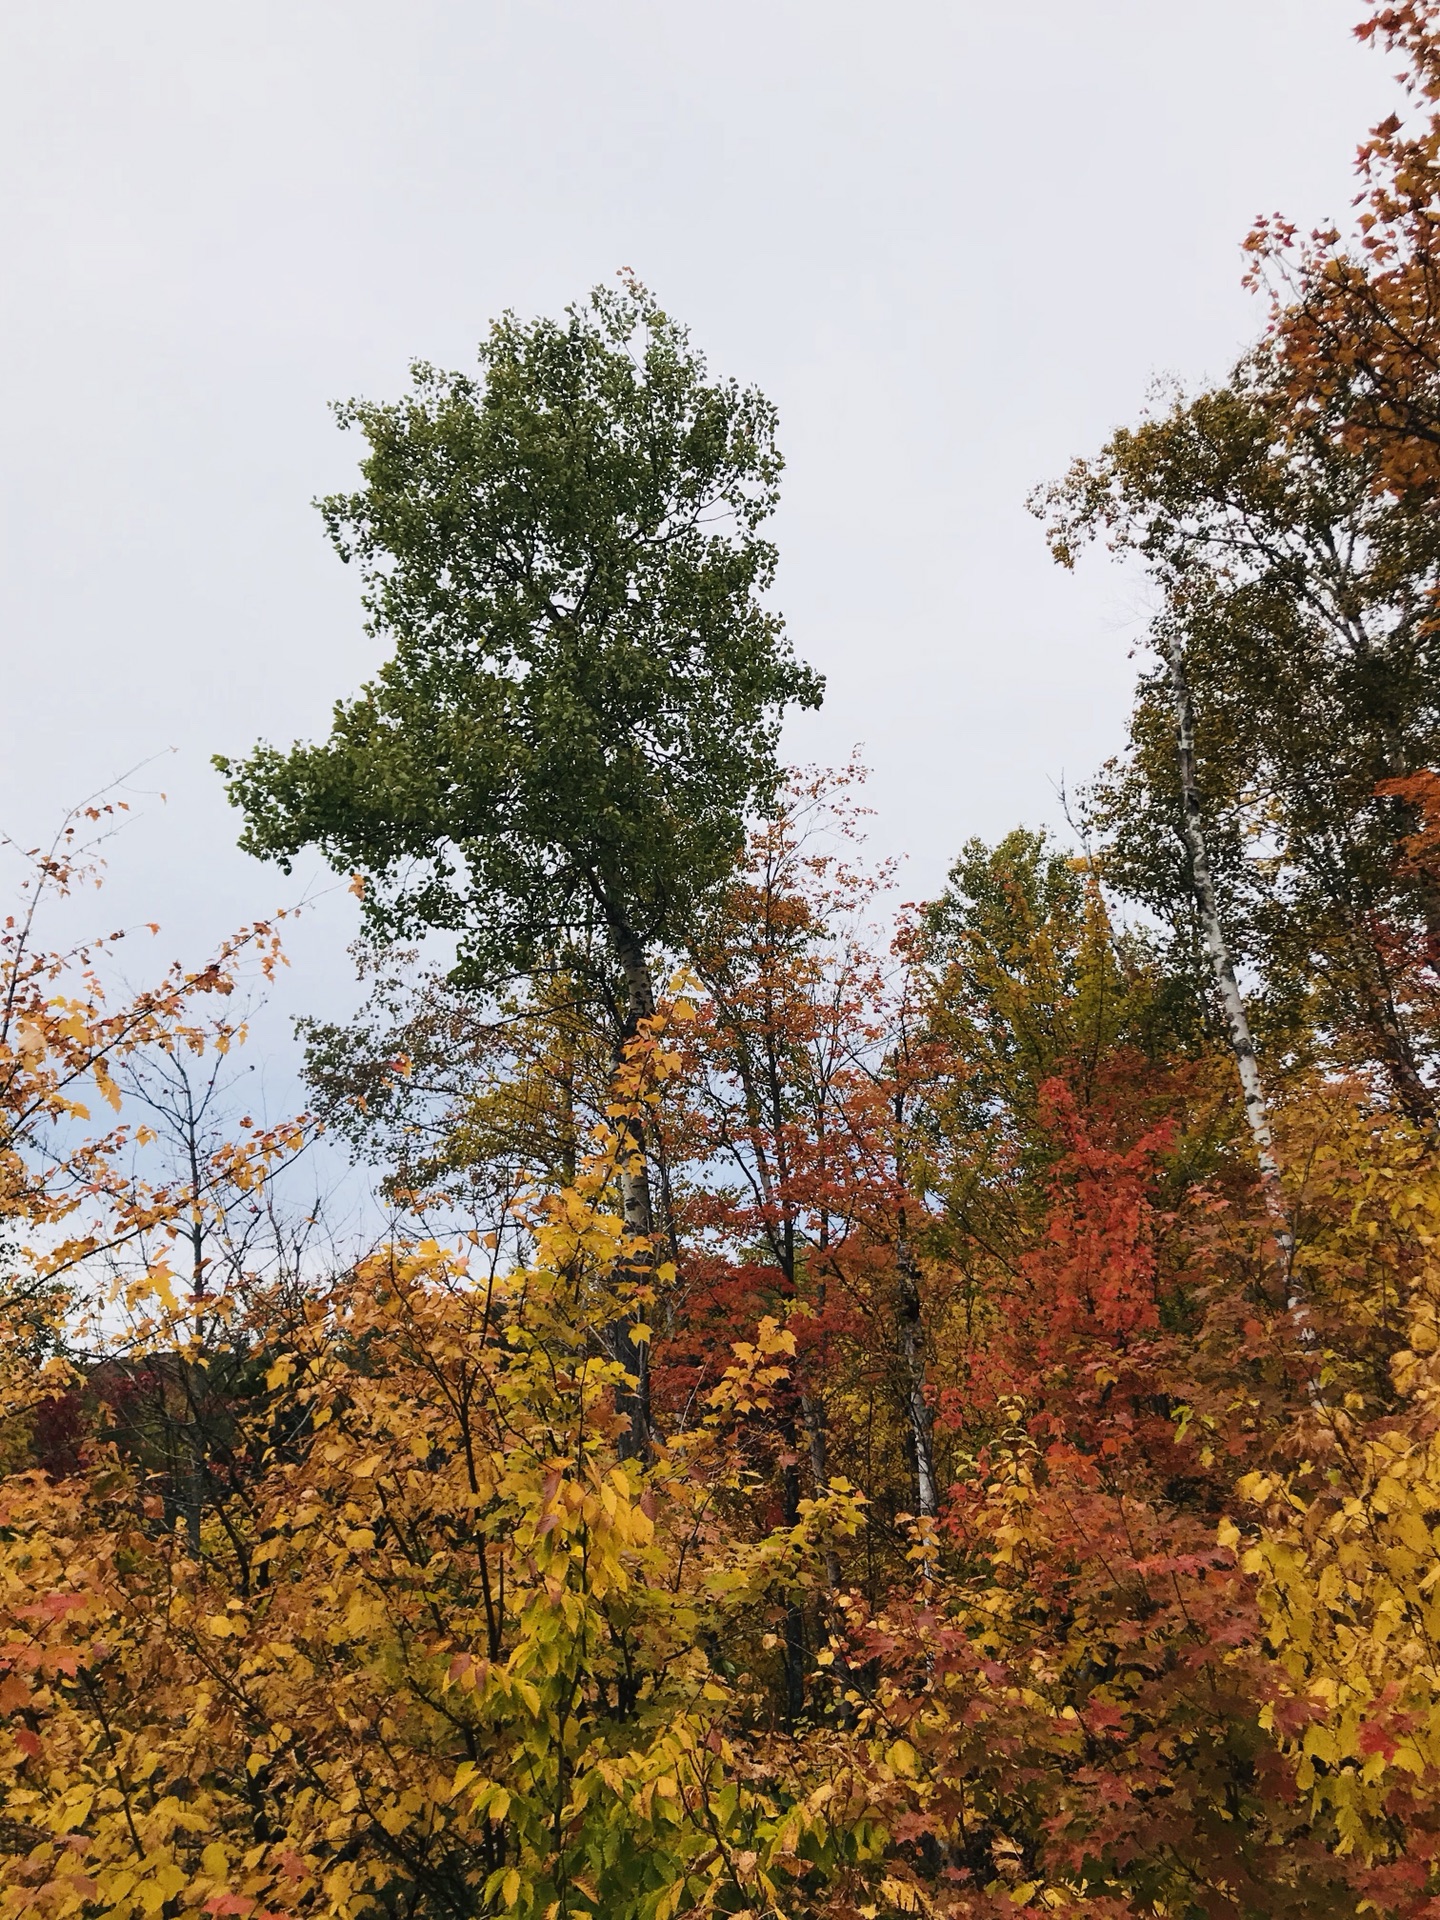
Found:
<box><xmin>217</xmin><ymin>278</ymin><xmax>822</xmax><ymax>1023</ymax></box>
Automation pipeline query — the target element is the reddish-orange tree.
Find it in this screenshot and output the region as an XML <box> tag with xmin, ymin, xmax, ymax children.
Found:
<box><xmin>1249</xmin><ymin>2</ymin><xmax>1440</xmax><ymax>495</ymax></box>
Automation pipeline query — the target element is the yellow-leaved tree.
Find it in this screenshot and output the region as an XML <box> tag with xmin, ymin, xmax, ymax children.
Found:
<box><xmin>0</xmin><ymin>958</ymin><xmax>880</xmax><ymax>1918</ymax></box>
<box><xmin>1229</xmin><ymin>1104</ymin><xmax>1440</xmax><ymax>1895</ymax></box>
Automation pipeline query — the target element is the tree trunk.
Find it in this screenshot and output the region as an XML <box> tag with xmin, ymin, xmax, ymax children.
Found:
<box><xmin>801</xmin><ymin>1386</ymin><xmax>841</xmax><ymax>1591</ymax></box>
<box><xmin>779</xmin><ymin>1414</ymin><xmax>806</xmax><ymax>1727</ymax></box>
<box><xmin>602</xmin><ymin>899</ymin><xmax>657</xmax><ymax>1459</ymax></box>
<box><xmin>1165</xmin><ymin>642</ymin><xmax>1284</xmax><ymax>1192</ymax></box>
<box><xmin>1340</xmin><ymin>930</ymin><xmax>1436</xmax><ymax>1126</ymax></box>
<box><xmin>892</xmin><ymin>1060</ymin><xmax>938</xmax><ymax>1524</ymax></box>
<box><xmin>896</xmin><ymin>1239</ymin><xmax>938</xmax><ymax>1520</ymax></box>
<box><xmin>1164</xmin><ymin>639</ymin><xmax>1318</xmax><ymax>1370</ymax></box>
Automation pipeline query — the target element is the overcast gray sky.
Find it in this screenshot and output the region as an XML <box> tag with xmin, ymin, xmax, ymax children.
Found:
<box><xmin>0</xmin><ymin>1</ymin><xmax>1396</xmax><ymax>1048</ymax></box>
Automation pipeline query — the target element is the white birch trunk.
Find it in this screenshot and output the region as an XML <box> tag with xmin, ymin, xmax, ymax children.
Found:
<box><xmin>1164</xmin><ymin>640</ymin><xmax>1283</xmax><ymax>1184</ymax></box>
<box><xmin>1162</xmin><ymin>638</ymin><xmax>1317</xmax><ymax>1369</ymax></box>
<box><xmin>896</xmin><ymin>1241</ymin><xmax>938</xmax><ymax>1520</ymax></box>
<box><xmin>604</xmin><ymin>905</ymin><xmax>658</xmax><ymax>1457</ymax></box>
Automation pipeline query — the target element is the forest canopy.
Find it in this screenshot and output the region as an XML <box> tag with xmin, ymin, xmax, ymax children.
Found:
<box><xmin>10</xmin><ymin>8</ymin><xmax>1440</xmax><ymax>1917</ymax></box>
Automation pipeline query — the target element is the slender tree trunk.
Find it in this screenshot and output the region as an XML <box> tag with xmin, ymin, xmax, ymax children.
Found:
<box><xmin>1345</xmin><ymin>934</ymin><xmax>1436</xmax><ymax>1126</ymax></box>
<box><xmin>557</xmin><ymin>1043</ymin><xmax>578</xmax><ymax>1190</ymax></box>
<box><xmin>801</xmin><ymin>1386</ymin><xmax>841</xmax><ymax>1591</ymax></box>
<box><xmin>182</xmin><ymin>1096</ymin><xmax>207</xmax><ymax>1553</ymax></box>
<box><xmin>778</xmin><ymin>1412</ymin><xmax>807</xmax><ymax>1726</ymax></box>
<box><xmin>1164</xmin><ymin>639</ymin><xmax>1318</xmax><ymax>1370</ymax></box>
<box><xmin>602</xmin><ymin>900</ymin><xmax>657</xmax><ymax>1459</ymax></box>
<box><xmin>1351</xmin><ymin>917</ymin><xmax>1436</xmax><ymax>1121</ymax></box>
<box><xmin>892</xmin><ymin>1061</ymin><xmax>938</xmax><ymax>1523</ymax></box>
<box><xmin>1373</xmin><ymin>690</ymin><xmax>1440</xmax><ymax>1049</ymax></box>
<box><xmin>896</xmin><ymin>1238</ymin><xmax>937</xmax><ymax>1520</ymax></box>
<box><xmin>1165</xmin><ymin>641</ymin><xmax>1283</xmax><ymax>1193</ymax></box>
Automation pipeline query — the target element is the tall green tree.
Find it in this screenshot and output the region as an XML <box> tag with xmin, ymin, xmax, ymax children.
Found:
<box><xmin>219</xmin><ymin>277</ymin><xmax>822</xmax><ymax>1450</ymax></box>
<box><xmin>218</xmin><ymin>277</ymin><xmax>821</xmax><ymax>1023</ymax></box>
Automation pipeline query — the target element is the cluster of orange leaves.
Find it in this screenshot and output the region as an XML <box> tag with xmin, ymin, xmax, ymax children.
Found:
<box><xmin>1248</xmin><ymin>1</ymin><xmax>1440</xmax><ymax>493</ymax></box>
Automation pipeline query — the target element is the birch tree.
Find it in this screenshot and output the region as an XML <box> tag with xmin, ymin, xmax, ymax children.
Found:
<box><xmin>1160</xmin><ymin>633</ymin><xmax>1284</xmax><ymax>1193</ymax></box>
<box><xmin>1160</xmin><ymin>627</ymin><xmax>1323</xmax><ymax>1370</ymax></box>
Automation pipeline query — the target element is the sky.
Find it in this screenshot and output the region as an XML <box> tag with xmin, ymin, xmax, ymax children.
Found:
<box><xmin>0</xmin><ymin>0</ymin><xmax>1399</xmax><ymax>1075</ymax></box>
